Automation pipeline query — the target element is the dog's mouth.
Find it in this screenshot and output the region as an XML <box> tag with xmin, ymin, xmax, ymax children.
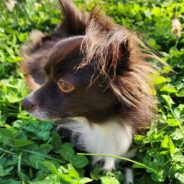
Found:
<box><xmin>55</xmin><ymin>112</ymin><xmax>74</xmax><ymax>120</ymax></box>
<box><xmin>27</xmin><ymin>108</ymin><xmax>74</xmax><ymax>121</ymax></box>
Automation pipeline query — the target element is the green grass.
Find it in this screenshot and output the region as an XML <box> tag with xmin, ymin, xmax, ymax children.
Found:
<box><xmin>0</xmin><ymin>0</ymin><xmax>184</xmax><ymax>183</ymax></box>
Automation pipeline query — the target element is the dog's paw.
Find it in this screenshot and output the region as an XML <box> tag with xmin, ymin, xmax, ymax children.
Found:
<box><xmin>102</xmin><ymin>158</ymin><xmax>115</xmax><ymax>171</ymax></box>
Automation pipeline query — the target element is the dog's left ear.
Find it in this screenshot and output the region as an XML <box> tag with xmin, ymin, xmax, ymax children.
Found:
<box><xmin>57</xmin><ymin>0</ymin><xmax>87</xmax><ymax>35</ymax></box>
<box><xmin>107</xmin><ymin>40</ymin><xmax>129</xmax><ymax>75</ymax></box>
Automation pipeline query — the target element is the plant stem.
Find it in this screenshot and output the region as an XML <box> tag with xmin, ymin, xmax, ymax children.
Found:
<box><xmin>77</xmin><ymin>152</ymin><xmax>158</xmax><ymax>175</ymax></box>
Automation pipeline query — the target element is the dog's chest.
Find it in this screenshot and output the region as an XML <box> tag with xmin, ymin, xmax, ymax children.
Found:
<box><xmin>57</xmin><ymin>117</ymin><xmax>133</xmax><ymax>170</ymax></box>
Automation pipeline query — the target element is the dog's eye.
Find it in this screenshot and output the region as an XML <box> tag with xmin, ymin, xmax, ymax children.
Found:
<box><xmin>57</xmin><ymin>79</ymin><xmax>75</xmax><ymax>93</ymax></box>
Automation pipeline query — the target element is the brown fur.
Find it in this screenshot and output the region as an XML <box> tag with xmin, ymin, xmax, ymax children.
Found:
<box><xmin>21</xmin><ymin>0</ymin><xmax>161</xmax><ymax>128</ymax></box>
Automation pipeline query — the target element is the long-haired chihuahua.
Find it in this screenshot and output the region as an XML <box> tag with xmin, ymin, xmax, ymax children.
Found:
<box><xmin>21</xmin><ymin>0</ymin><xmax>159</xmax><ymax>171</ymax></box>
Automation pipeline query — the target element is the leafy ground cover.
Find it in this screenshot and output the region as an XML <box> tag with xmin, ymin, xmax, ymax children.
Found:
<box><xmin>0</xmin><ymin>0</ymin><xmax>184</xmax><ymax>183</ymax></box>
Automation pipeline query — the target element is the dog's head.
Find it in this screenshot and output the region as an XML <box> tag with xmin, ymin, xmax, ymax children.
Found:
<box><xmin>22</xmin><ymin>35</ymin><xmax>118</xmax><ymax>121</ymax></box>
<box><xmin>22</xmin><ymin>0</ymin><xmax>158</xmax><ymax>126</ymax></box>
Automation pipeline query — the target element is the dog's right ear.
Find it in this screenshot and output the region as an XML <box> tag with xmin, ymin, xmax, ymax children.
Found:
<box><xmin>45</xmin><ymin>35</ymin><xmax>84</xmax><ymax>75</ymax></box>
<box><xmin>57</xmin><ymin>0</ymin><xmax>87</xmax><ymax>35</ymax></box>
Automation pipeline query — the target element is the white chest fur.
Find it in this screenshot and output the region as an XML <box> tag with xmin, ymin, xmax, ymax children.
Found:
<box><xmin>58</xmin><ymin>117</ymin><xmax>133</xmax><ymax>170</ymax></box>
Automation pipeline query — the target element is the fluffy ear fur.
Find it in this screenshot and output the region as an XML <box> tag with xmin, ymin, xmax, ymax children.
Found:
<box><xmin>57</xmin><ymin>0</ymin><xmax>87</xmax><ymax>35</ymax></box>
<box><xmin>78</xmin><ymin>14</ymin><xmax>159</xmax><ymax>128</ymax></box>
<box><xmin>106</xmin><ymin>39</ymin><xmax>129</xmax><ymax>75</ymax></box>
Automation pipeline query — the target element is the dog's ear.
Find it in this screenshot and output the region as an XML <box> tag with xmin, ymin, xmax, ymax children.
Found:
<box><xmin>108</xmin><ymin>40</ymin><xmax>129</xmax><ymax>75</ymax></box>
<box><xmin>45</xmin><ymin>35</ymin><xmax>84</xmax><ymax>73</ymax></box>
<box><xmin>57</xmin><ymin>0</ymin><xmax>87</xmax><ymax>35</ymax></box>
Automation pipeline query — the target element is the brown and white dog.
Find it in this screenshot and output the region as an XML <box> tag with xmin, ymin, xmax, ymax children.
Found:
<box><xmin>21</xmin><ymin>0</ymin><xmax>159</xmax><ymax>171</ymax></box>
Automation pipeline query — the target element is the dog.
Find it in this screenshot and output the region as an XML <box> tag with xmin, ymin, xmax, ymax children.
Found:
<box><xmin>21</xmin><ymin>0</ymin><xmax>159</xmax><ymax>171</ymax></box>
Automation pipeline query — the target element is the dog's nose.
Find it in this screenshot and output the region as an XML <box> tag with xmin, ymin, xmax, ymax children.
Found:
<box><xmin>22</xmin><ymin>98</ymin><xmax>35</xmax><ymax>111</ymax></box>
